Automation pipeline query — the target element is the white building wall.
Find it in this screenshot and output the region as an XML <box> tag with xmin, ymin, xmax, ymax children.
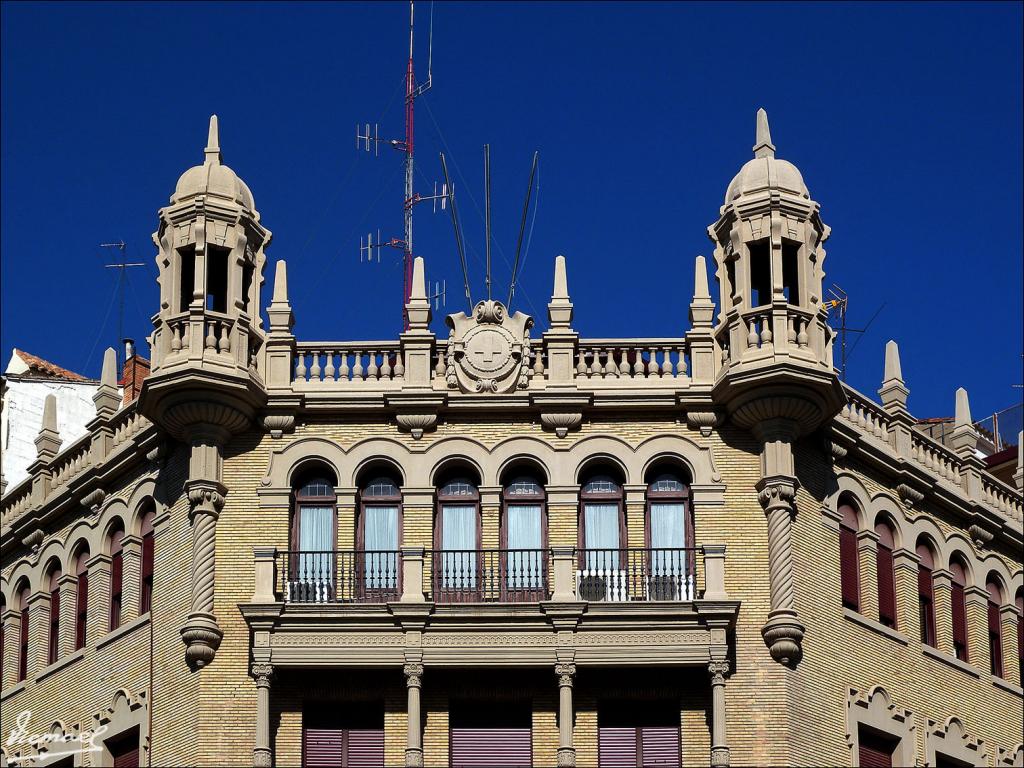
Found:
<box><xmin>1</xmin><ymin>377</ymin><xmax>102</xmax><ymax>489</ymax></box>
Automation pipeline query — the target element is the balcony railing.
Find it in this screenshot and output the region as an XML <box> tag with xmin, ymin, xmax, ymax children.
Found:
<box><xmin>577</xmin><ymin>548</ymin><xmax>697</xmax><ymax>601</ymax></box>
<box><xmin>278</xmin><ymin>550</ymin><xmax>400</xmax><ymax>603</ymax></box>
<box><xmin>259</xmin><ymin>546</ymin><xmax>717</xmax><ymax>605</ymax></box>
<box><xmin>428</xmin><ymin>549</ymin><xmax>548</xmax><ymax>603</ymax></box>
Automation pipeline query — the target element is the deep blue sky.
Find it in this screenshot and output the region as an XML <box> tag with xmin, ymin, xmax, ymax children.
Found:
<box><xmin>2</xmin><ymin>2</ymin><xmax>1021</xmax><ymax>420</ymax></box>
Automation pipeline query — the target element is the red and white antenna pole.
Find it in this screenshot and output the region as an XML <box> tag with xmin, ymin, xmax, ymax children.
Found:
<box><xmin>402</xmin><ymin>0</ymin><xmax>416</xmax><ymax>330</ymax></box>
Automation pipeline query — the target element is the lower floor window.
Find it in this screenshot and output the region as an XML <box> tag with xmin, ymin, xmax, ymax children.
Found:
<box><xmin>449</xmin><ymin>699</ymin><xmax>532</xmax><ymax>767</ymax></box>
<box><xmin>858</xmin><ymin>725</ymin><xmax>898</xmax><ymax>768</ymax></box>
<box><xmin>598</xmin><ymin>701</ymin><xmax>680</xmax><ymax>767</ymax></box>
<box><xmin>107</xmin><ymin>726</ymin><xmax>141</xmax><ymax>768</ymax></box>
<box><xmin>303</xmin><ymin>702</ymin><xmax>384</xmax><ymax>767</ymax></box>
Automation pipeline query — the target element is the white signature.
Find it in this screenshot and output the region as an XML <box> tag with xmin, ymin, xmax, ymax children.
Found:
<box><xmin>5</xmin><ymin>710</ymin><xmax>107</xmax><ymax>764</ymax></box>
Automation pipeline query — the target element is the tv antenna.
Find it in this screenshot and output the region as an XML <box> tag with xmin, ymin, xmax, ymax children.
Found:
<box><xmin>824</xmin><ymin>284</ymin><xmax>885</xmax><ymax>381</ymax></box>
<box><xmin>356</xmin><ymin>0</ymin><xmax>449</xmax><ymax>330</ymax></box>
<box><xmin>100</xmin><ymin>241</ymin><xmax>144</xmax><ymax>371</ymax></box>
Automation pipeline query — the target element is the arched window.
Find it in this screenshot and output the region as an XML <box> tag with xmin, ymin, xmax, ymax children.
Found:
<box><xmin>140</xmin><ymin>507</ymin><xmax>156</xmax><ymax>615</ymax></box>
<box><xmin>950</xmin><ymin>558</ymin><xmax>969</xmax><ymax>662</ymax></box>
<box><xmin>875</xmin><ymin>520</ymin><xmax>897</xmax><ymax>629</ymax></box>
<box><xmin>47</xmin><ymin>565</ymin><xmax>62</xmax><ymax>665</ymax></box>
<box><xmin>435</xmin><ymin>473</ymin><xmax>481</xmax><ymax>601</ymax></box>
<box><xmin>74</xmin><ymin>547</ymin><xmax>90</xmax><ymax>651</ymax></box>
<box><xmin>1016</xmin><ymin>590</ymin><xmax>1023</xmax><ymax>687</ymax></box>
<box><xmin>646</xmin><ymin>470</ymin><xmax>693</xmax><ymax>600</ymax></box>
<box><xmin>16</xmin><ymin>583</ymin><xmax>29</xmax><ymax>682</ymax></box>
<box><xmin>579</xmin><ymin>470</ymin><xmax>626</xmax><ymax>601</ymax></box>
<box><xmin>289</xmin><ymin>468</ymin><xmax>337</xmax><ymax>603</ymax></box>
<box><xmin>0</xmin><ymin>595</ymin><xmax>5</xmax><ymax>679</ymax></box>
<box><xmin>986</xmin><ymin>576</ymin><xmax>1004</xmax><ymax>678</ymax></box>
<box><xmin>359</xmin><ymin>474</ymin><xmax>401</xmax><ymax>600</ymax></box>
<box><xmin>502</xmin><ymin>474</ymin><xmax>546</xmax><ymax>600</ymax></box>
<box><xmin>915</xmin><ymin>540</ymin><xmax>936</xmax><ymax>647</ymax></box>
<box><xmin>108</xmin><ymin>522</ymin><xmax>125</xmax><ymax>631</ymax></box>
<box><xmin>838</xmin><ymin>502</ymin><xmax>860</xmax><ymax>611</ymax></box>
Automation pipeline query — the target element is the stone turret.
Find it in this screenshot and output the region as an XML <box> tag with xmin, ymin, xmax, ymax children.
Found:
<box><xmin>708</xmin><ymin>110</ymin><xmax>846</xmax><ymax>667</ymax></box>
<box><xmin>139</xmin><ymin>115</ymin><xmax>272</xmax><ymax>668</ymax></box>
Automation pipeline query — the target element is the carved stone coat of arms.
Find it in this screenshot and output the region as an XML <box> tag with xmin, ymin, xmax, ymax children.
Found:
<box><xmin>444</xmin><ymin>300</ymin><xmax>534</xmax><ymax>393</ymax></box>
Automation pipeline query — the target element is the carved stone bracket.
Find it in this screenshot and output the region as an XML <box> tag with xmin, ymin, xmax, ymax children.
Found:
<box><xmin>21</xmin><ymin>529</ymin><xmax>44</xmax><ymax>555</ymax></box>
<box><xmin>896</xmin><ymin>482</ymin><xmax>924</xmax><ymax>509</ymax></box>
<box><xmin>541</xmin><ymin>411</ymin><xmax>583</xmax><ymax>439</ymax></box>
<box><xmin>686</xmin><ymin>409</ymin><xmax>720</xmax><ymax>437</ymax></box>
<box><xmin>81</xmin><ymin>487</ymin><xmax>107</xmax><ymax>516</ymax></box>
<box><xmin>262</xmin><ymin>413</ymin><xmax>295</xmax><ymax>439</ymax></box>
<box><xmin>396</xmin><ymin>413</ymin><xmax>438</xmax><ymax>440</ymax></box>
<box><xmin>967</xmin><ymin>522</ymin><xmax>995</xmax><ymax>550</ymax></box>
<box><xmin>756</xmin><ymin>476</ymin><xmax>805</xmax><ymax>666</ymax></box>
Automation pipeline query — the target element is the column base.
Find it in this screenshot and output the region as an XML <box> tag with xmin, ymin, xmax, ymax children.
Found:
<box><xmin>253</xmin><ymin>747</ymin><xmax>272</xmax><ymax>767</ymax></box>
<box><xmin>557</xmin><ymin>747</ymin><xmax>576</xmax><ymax>767</ymax></box>
<box><xmin>405</xmin><ymin>747</ymin><xmax>424</xmax><ymax>767</ymax></box>
<box><xmin>180</xmin><ymin>611</ymin><xmax>223</xmax><ymax>668</ymax></box>
<box><xmin>711</xmin><ymin>745</ymin><xmax>730</xmax><ymax>766</ymax></box>
<box><xmin>761</xmin><ymin>608</ymin><xmax>805</xmax><ymax>666</ymax></box>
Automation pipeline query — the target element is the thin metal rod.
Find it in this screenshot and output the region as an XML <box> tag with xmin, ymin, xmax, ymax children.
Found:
<box><xmin>484</xmin><ymin>143</ymin><xmax>492</xmax><ymax>301</ymax></box>
<box><xmin>440</xmin><ymin>152</ymin><xmax>473</xmax><ymax>309</ymax></box>
<box><xmin>508</xmin><ymin>150</ymin><xmax>539</xmax><ymax>308</ymax></box>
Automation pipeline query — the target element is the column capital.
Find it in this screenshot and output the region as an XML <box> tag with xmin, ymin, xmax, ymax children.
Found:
<box><xmin>555</xmin><ymin>662</ymin><xmax>576</xmax><ymax>687</ymax></box>
<box><xmin>708</xmin><ymin>659</ymin><xmax>730</xmax><ymax>684</ymax></box>
<box><xmin>251</xmin><ymin>662</ymin><xmax>274</xmax><ymax>683</ymax></box>
<box><xmin>404</xmin><ymin>662</ymin><xmax>424</xmax><ymax>687</ymax></box>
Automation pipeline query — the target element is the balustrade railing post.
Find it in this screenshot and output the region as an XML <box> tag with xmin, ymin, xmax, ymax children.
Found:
<box><xmin>550</xmin><ymin>547</ymin><xmax>577</xmax><ymax>602</ymax></box>
<box><xmin>400</xmin><ymin>547</ymin><xmax>427</xmax><ymax>603</ymax></box>
<box><xmin>251</xmin><ymin>548</ymin><xmax>277</xmax><ymax>602</ymax></box>
<box><xmin>702</xmin><ymin>544</ymin><xmax>727</xmax><ymax>601</ymax></box>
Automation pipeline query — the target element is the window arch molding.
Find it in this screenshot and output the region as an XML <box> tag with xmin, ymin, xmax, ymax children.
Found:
<box><xmin>824</xmin><ymin>472</ymin><xmax>872</xmax><ymax>532</ymax></box>
<box><xmin>871</xmin><ymin>508</ymin><xmax>906</xmax><ymax>552</ymax></box>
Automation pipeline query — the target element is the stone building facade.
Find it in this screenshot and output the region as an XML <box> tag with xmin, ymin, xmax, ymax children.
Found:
<box><xmin>1</xmin><ymin>110</ymin><xmax>1021</xmax><ymax>767</ymax></box>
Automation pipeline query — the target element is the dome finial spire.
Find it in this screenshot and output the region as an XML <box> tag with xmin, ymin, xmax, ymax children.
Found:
<box><xmin>204</xmin><ymin>114</ymin><xmax>221</xmax><ymax>165</ymax></box>
<box><xmin>753</xmin><ymin>107</ymin><xmax>775</xmax><ymax>159</ymax></box>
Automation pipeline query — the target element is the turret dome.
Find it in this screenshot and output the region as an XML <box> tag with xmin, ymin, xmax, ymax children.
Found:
<box><xmin>724</xmin><ymin>109</ymin><xmax>809</xmax><ymax>204</ymax></box>
<box><xmin>171</xmin><ymin>115</ymin><xmax>255</xmax><ymax>211</ymax></box>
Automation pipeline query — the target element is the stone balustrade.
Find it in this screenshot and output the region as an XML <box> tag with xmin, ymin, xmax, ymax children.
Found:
<box><xmin>294</xmin><ymin>342</ymin><xmax>405</xmax><ymax>386</ymax></box>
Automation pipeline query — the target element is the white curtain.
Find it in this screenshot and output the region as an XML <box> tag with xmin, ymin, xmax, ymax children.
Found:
<box><xmin>650</xmin><ymin>501</ymin><xmax>685</xmax><ymax>588</ymax></box>
<box><xmin>584</xmin><ymin>503</ymin><xmax>620</xmax><ymax>570</ymax></box>
<box><xmin>506</xmin><ymin>505</ymin><xmax>542</xmax><ymax>589</ymax></box>
<box><xmin>442</xmin><ymin>505</ymin><xmax>477</xmax><ymax>588</ymax></box>
<box><xmin>298</xmin><ymin>505</ymin><xmax>333</xmax><ymax>600</ymax></box>
<box><xmin>364</xmin><ymin>505</ymin><xmax>398</xmax><ymax>588</ymax></box>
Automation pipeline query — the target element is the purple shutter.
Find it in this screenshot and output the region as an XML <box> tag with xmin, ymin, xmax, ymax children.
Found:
<box><xmin>599</xmin><ymin>726</ymin><xmax>638</xmax><ymax>767</ymax></box>
<box><xmin>451</xmin><ymin>727</ymin><xmax>531</xmax><ymax>767</ymax></box>
<box><xmin>640</xmin><ymin>726</ymin><xmax>680</xmax><ymax>766</ymax></box>
<box><xmin>304</xmin><ymin>727</ymin><xmax>343</xmax><ymax>767</ymax></box>
<box><xmin>347</xmin><ymin>729</ymin><xmax>385</xmax><ymax>767</ymax></box>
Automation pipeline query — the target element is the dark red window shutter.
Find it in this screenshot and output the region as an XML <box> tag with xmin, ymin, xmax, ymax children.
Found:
<box><xmin>1017</xmin><ymin>611</ymin><xmax>1023</xmax><ymax>687</ymax></box>
<box><xmin>988</xmin><ymin>601</ymin><xmax>1003</xmax><ymax>678</ymax></box>
<box><xmin>858</xmin><ymin>729</ymin><xmax>896</xmax><ymax>768</ymax></box>
<box><xmin>140</xmin><ymin>532</ymin><xmax>154</xmax><ymax>614</ymax></box>
<box><xmin>109</xmin><ymin>727</ymin><xmax>140</xmax><ymax>767</ymax></box>
<box><xmin>76</xmin><ymin>572</ymin><xmax>88</xmax><ymax>650</ymax></box>
<box><xmin>917</xmin><ymin>567</ymin><xmax>936</xmax><ymax>646</ymax></box>
<box><xmin>951</xmin><ymin>582</ymin><xmax>968</xmax><ymax>661</ymax></box>
<box><xmin>49</xmin><ymin>587</ymin><xmax>60</xmax><ymax>664</ymax></box>
<box><xmin>18</xmin><ymin>607</ymin><xmax>29</xmax><ymax>681</ymax></box>
<box><xmin>110</xmin><ymin>550</ymin><xmax>123</xmax><ymax>631</ymax></box>
<box><xmin>876</xmin><ymin>544</ymin><xmax>897</xmax><ymax>628</ymax></box>
<box><xmin>839</xmin><ymin>526</ymin><xmax>860</xmax><ymax>610</ymax></box>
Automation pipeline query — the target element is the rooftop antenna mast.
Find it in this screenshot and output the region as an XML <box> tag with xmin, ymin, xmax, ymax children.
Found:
<box><xmin>100</xmin><ymin>241</ymin><xmax>144</xmax><ymax>372</ymax></box>
<box><xmin>357</xmin><ymin>0</ymin><xmax>448</xmax><ymax>330</ymax></box>
<box><xmin>825</xmin><ymin>285</ymin><xmax>884</xmax><ymax>381</ymax></box>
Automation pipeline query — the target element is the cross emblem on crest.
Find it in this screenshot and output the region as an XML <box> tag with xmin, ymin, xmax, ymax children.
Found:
<box><xmin>471</xmin><ymin>332</ymin><xmax>504</xmax><ymax>365</ymax></box>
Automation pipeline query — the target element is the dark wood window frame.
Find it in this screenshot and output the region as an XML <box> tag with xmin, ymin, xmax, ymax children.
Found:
<box><xmin>986</xmin><ymin>584</ymin><xmax>1004</xmax><ymax>679</ymax></box>
<box><xmin>950</xmin><ymin>562</ymin><xmax>969</xmax><ymax>662</ymax></box>
<box><xmin>75</xmin><ymin>551</ymin><xmax>90</xmax><ymax>651</ymax></box>
<box><xmin>434</xmin><ymin>476</ymin><xmax>483</xmax><ymax>601</ymax></box>
<box><xmin>838</xmin><ymin>504</ymin><xmax>860</xmax><ymax>612</ymax></box>
<box><xmin>290</xmin><ymin>474</ymin><xmax>339</xmax><ymax>583</ymax></box>
<box><xmin>500</xmin><ymin>475</ymin><xmax>548</xmax><ymax>601</ymax></box>
<box><xmin>645</xmin><ymin>473</ymin><xmax>694</xmax><ymax>592</ymax></box>
<box><xmin>17</xmin><ymin>588</ymin><xmax>29</xmax><ymax>682</ymax></box>
<box><xmin>140</xmin><ymin>511</ymin><xmax>155</xmax><ymax>615</ymax></box>
<box><xmin>358</xmin><ymin>476</ymin><xmax>404</xmax><ymax>600</ymax></box>
<box><xmin>578</xmin><ymin>473</ymin><xmax>627</xmax><ymax>568</ymax></box>
<box><xmin>875</xmin><ymin>524</ymin><xmax>897</xmax><ymax>630</ymax></box>
<box><xmin>918</xmin><ymin>565</ymin><xmax>936</xmax><ymax>647</ymax></box>
<box><xmin>109</xmin><ymin>527</ymin><xmax>125</xmax><ymax>632</ymax></box>
<box><xmin>48</xmin><ymin>569</ymin><xmax>61</xmax><ymax>665</ymax></box>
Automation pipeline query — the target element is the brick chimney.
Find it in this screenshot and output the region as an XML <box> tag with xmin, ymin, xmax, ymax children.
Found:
<box><xmin>121</xmin><ymin>339</ymin><xmax>151</xmax><ymax>407</ymax></box>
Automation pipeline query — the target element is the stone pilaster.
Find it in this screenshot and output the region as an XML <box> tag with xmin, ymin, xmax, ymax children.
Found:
<box><xmin>964</xmin><ymin>586</ymin><xmax>989</xmax><ymax>672</ymax></box>
<box><xmin>1</xmin><ymin>608</ymin><xmax>22</xmax><ymax>688</ymax></box>
<box><xmin>480</xmin><ymin>486</ymin><xmax>501</xmax><ymax>551</ymax></box>
<box><xmin>856</xmin><ymin>530</ymin><xmax>880</xmax><ymax>622</ymax></box>
<box><xmin>404</xmin><ymin>662</ymin><xmax>424</xmax><ymax>768</ymax></box>
<box><xmin>555</xmin><ymin>662</ymin><xmax>576</xmax><ymax>767</ymax></box>
<box><xmin>623</xmin><ymin>484</ymin><xmax>646</xmax><ymax>549</ymax></box>
<box><xmin>86</xmin><ymin>553</ymin><xmax>112</xmax><ymax>643</ymax></box>
<box><xmin>708</xmin><ymin>660</ymin><xmax>731</xmax><ymax>767</ymax></box>
<box><xmin>27</xmin><ymin>591</ymin><xmax>50</xmax><ymax>676</ymax></box>
<box><xmin>120</xmin><ymin>534</ymin><xmax>143</xmax><ymax>626</ymax></box>
<box><xmin>931</xmin><ymin>569</ymin><xmax>955</xmax><ymax>657</ymax></box>
<box><xmin>999</xmin><ymin>605</ymin><xmax>1020</xmax><ymax>684</ymax></box>
<box><xmin>756</xmin><ymin>475</ymin><xmax>804</xmax><ymax>665</ymax></box>
<box><xmin>892</xmin><ymin>548</ymin><xmax>919</xmax><ymax>640</ymax></box>
<box><xmin>251</xmin><ymin>662</ymin><xmax>273</xmax><ymax>767</ymax></box>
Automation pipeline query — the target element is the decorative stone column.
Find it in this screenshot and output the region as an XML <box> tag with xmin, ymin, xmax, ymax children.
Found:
<box><xmin>755</xmin><ymin>475</ymin><xmax>804</xmax><ymax>665</ymax></box>
<box><xmin>120</xmin><ymin>534</ymin><xmax>143</xmax><ymax>625</ymax></box>
<box><xmin>708</xmin><ymin>660</ymin><xmax>731</xmax><ymax>767</ymax></box>
<box><xmin>251</xmin><ymin>662</ymin><xmax>273</xmax><ymax>767</ymax></box>
<box><xmin>180</xmin><ymin>473</ymin><xmax>226</xmax><ymax>668</ymax></box>
<box><xmin>555</xmin><ymin>662</ymin><xmax>576</xmax><ymax>767</ymax></box>
<box><xmin>404</xmin><ymin>662</ymin><xmax>424</xmax><ymax>767</ymax></box>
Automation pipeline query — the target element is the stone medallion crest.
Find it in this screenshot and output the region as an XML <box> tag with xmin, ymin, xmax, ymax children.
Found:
<box><xmin>445</xmin><ymin>300</ymin><xmax>534</xmax><ymax>393</ymax></box>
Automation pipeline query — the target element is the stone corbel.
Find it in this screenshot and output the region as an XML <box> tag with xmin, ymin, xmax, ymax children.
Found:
<box><xmin>262</xmin><ymin>413</ymin><xmax>296</xmax><ymax>439</ymax></box>
<box><xmin>21</xmin><ymin>528</ymin><xmax>44</xmax><ymax>555</ymax></box>
<box><xmin>895</xmin><ymin>482</ymin><xmax>924</xmax><ymax>509</ymax></box>
<box><xmin>541</xmin><ymin>411</ymin><xmax>583</xmax><ymax>439</ymax></box>
<box><xmin>81</xmin><ymin>487</ymin><xmax>107</xmax><ymax>517</ymax></box>
<box><xmin>685</xmin><ymin>409</ymin><xmax>720</xmax><ymax>437</ymax></box>
<box><xmin>532</xmin><ymin>393</ymin><xmax>591</xmax><ymax>438</ymax></box>
<box><xmin>386</xmin><ymin>393</ymin><xmax>445</xmax><ymax>440</ymax></box>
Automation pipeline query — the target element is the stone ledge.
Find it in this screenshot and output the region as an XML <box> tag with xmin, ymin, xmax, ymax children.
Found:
<box><xmin>35</xmin><ymin>647</ymin><xmax>85</xmax><ymax>684</ymax></box>
<box><xmin>842</xmin><ymin>607</ymin><xmax>909</xmax><ymax>646</ymax></box>
<box><xmin>96</xmin><ymin>612</ymin><xmax>150</xmax><ymax>651</ymax></box>
<box><xmin>992</xmin><ymin>674</ymin><xmax>1023</xmax><ymax>698</ymax></box>
<box><xmin>0</xmin><ymin>680</ymin><xmax>26</xmax><ymax>702</ymax></box>
<box><xmin>921</xmin><ymin>643</ymin><xmax>981</xmax><ymax>678</ymax></box>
